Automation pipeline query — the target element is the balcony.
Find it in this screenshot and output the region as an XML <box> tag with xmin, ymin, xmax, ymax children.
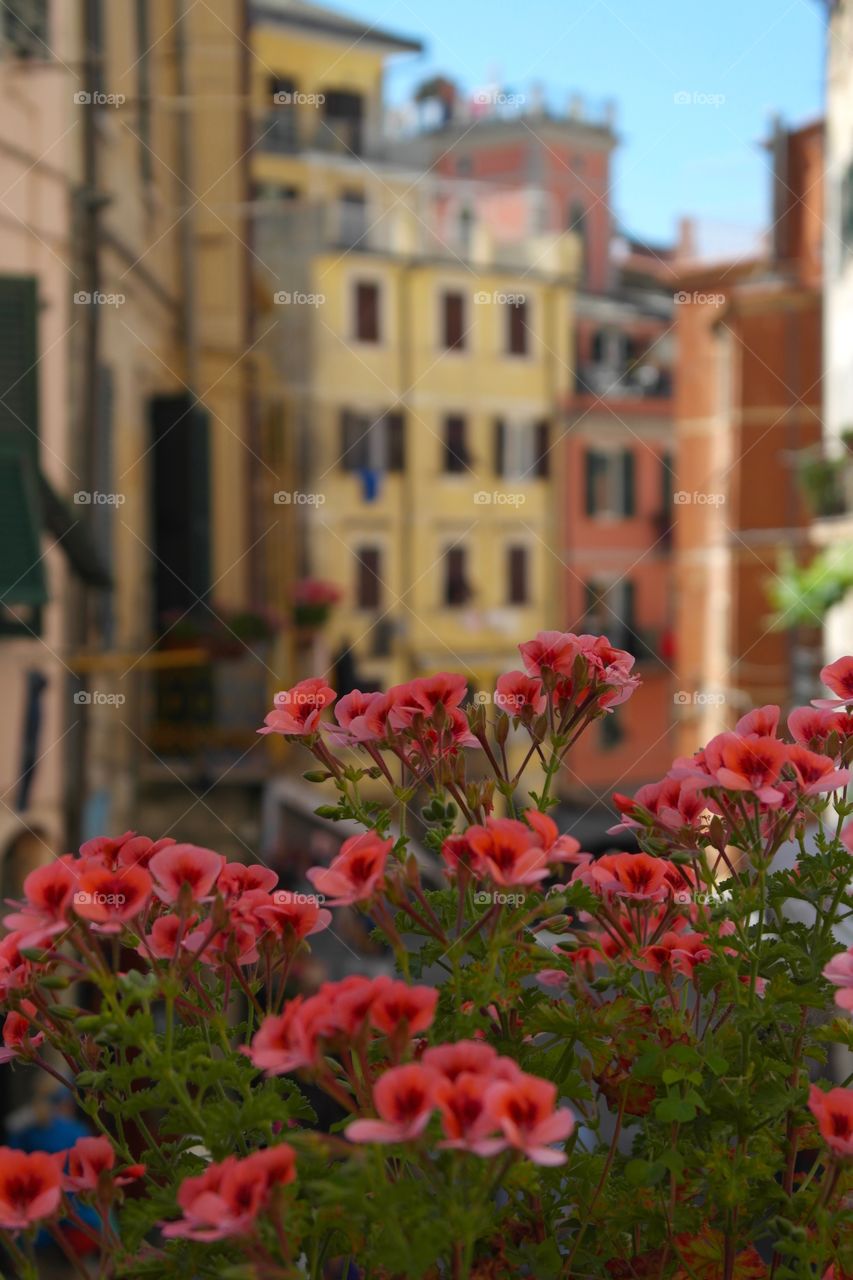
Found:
<box><xmin>575</xmin><ymin>362</ymin><xmax>672</xmax><ymax>401</ymax></box>
<box><xmin>256</xmin><ymin>112</ymin><xmax>377</xmax><ymax>161</ymax></box>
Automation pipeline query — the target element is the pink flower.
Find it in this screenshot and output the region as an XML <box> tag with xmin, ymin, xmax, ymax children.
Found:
<box><xmin>465</xmin><ymin>818</ymin><xmax>550</xmax><ymax>886</ymax></box>
<box><xmin>162</xmin><ymin>1145</ymin><xmax>296</xmax><ymax>1241</ymax></box>
<box><xmin>485</xmin><ymin>1073</ymin><xmax>575</xmax><ymax>1165</ymax></box>
<box><xmin>72</xmin><ymin>863</ymin><xmax>153</xmax><ymax>930</ymax></box>
<box><xmin>824</xmin><ymin>948</ymin><xmax>853</xmax><ymax>1011</ymax></box>
<box><xmin>494</xmin><ymin>671</ymin><xmax>546</xmax><ymax>716</ymax></box>
<box><xmin>786</xmin><ymin>745</ymin><xmax>851</xmax><ymax>795</ymax></box>
<box><xmin>148</xmin><ymin>843</ymin><xmax>225</xmax><ymax>904</ymax></box>
<box><xmin>306</xmin><ymin>832</ymin><xmax>392</xmax><ymax>906</ymax></box>
<box><xmin>242</xmin><ymin>998</ymin><xmax>322</xmax><ymax>1075</ymax></box>
<box><xmin>346</xmin><ymin>1064</ymin><xmax>440</xmax><ymax>1144</ymax></box>
<box><xmin>217</xmin><ymin>862</ymin><xmax>278</xmax><ymax>900</ymax></box>
<box><xmin>523</xmin><ymin>809</ymin><xmax>586</xmax><ymax>866</ymax></box>
<box><xmin>258</xmin><ymin>678</ymin><xmax>336</xmax><ymax>736</ymax></box>
<box><xmin>422</xmin><ymin>1040</ymin><xmax>521</xmax><ymax>1084</ymax></box>
<box><xmin>249</xmin><ymin>890</ymin><xmax>332</xmax><ymax>944</ymax></box>
<box><xmin>0</xmin><ymin>1001</ymin><xmax>44</xmax><ymax>1064</ymax></box>
<box><xmin>710</xmin><ymin>733</ymin><xmax>789</xmax><ymax>805</ymax></box>
<box><xmin>0</xmin><ymin>1148</ymin><xmax>62</xmax><ymax>1230</ymax></box>
<box><xmin>518</xmin><ymin>631</ymin><xmax>580</xmax><ymax>676</ymax></box>
<box><xmin>387</xmin><ymin>674</ymin><xmax>468</xmax><ymax>731</ymax></box>
<box><xmin>814</xmin><ymin>656</ymin><xmax>853</xmax><ymax>709</ymax></box>
<box><xmin>808</xmin><ymin>1085</ymin><xmax>853</xmax><ymax>1158</ymax></box>
<box><xmin>580</xmin><ymin>852</ymin><xmax>670</xmax><ymax>902</ymax></box>
<box><xmin>138</xmin><ymin>914</ymin><xmax>197</xmax><ymax>960</ymax></box>
<box><xmin>58</xmin><ymin>1137</ymin><xmax>116</xmax><ymax>1192</ymax></box>
<box><xmin>325</xmin><ymin>689</ymin><xmax>386</xmax><ymax>745</ymax></box>
<box><xmin>435</xmin><ymin>1072</ymin><xmax>505</xmax><ymax>1154</ymax></box>
<box><xmin>734</xmin><ymin>705</ymin><xmax>780</xmax><ymax>737</ymax></box>
<box><xmin>3</xmin><ymin>858</ymin><xmax>77</xmax><ymax>949</ymax></box>
<box><xmin>369</xmin><ymin>981</ymin><xmax>439</xmax><ymax>1037</ymax></box>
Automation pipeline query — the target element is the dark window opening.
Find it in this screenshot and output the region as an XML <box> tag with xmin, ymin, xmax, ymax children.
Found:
<box><xmin>340</xmin><ymin>190</ymin><xmax>367</xmax><ymax>247</ymax></box>
<box><xmin>442</xmin><ymin>291</ymin><xmax>466</xmax><ymax>350</ymax></box>
<box><xmin>267</xmin><ymin>77</ymin><xmax>299</xmax><ymax>151</ymax></box>
<box><xmin>507</xmin><ymin>545</ymin><xmax>529</xmax><ymax>606</ymax></box>
<box><xmin>355</xmin><ymin>282</ymin><xmax>380</xmax><ymax>342</ymax></box>
<box><xmin>356</xmin><ymin>546</ymin><xmax>381</xmax><ymax>609</ymax></box>
<box><xmin>533</xmin><ymin>420</ymin><xmax>550</xmax><ymax>478</ymax></box>
<box><xmin>3</xmin><ymin>1</ymin><xmax>48</xmax><ymax>57</ymax></box>
<box><xmin>507</xmin><ymin>300</ymin><xmax>528</xmax><ymax>355</ymax></box>
<box><xmin>443</xmin><ymin>415</ymin><xmax>470</xmax><ymax>473</ymax></box>
<box><xmin>322</xmin><ymin>90</ymin><xmax>364</xmax><ymax>155</ymax></box>
<box><xmin>584</xmin><ymin>448</ymin><xmax>635</xmax><ymax>517</ymax></box>
<box><xmin>443</xmin><ymin>546</ymin><xmax>472</xmax><ymax>607</ymax></box>
<box><xmin>150</xmin><ymin>395</ymin><xmax>211</xmax><ymax>628</ymax></box>
<box><xmin>340</xmin><ymin>409</ymin><xmax>404</xmax><ymax>473</ymax></box>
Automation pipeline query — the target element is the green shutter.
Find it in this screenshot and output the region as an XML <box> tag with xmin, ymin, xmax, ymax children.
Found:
<box><xmin>0</xmin><ymin>276</ymin><xmax>39</xmax><ymax>462</ymax></box>
<box><xmin>0</xmin><ymin>438</ymin><xmax>46</xmax><ymax>606</ymax></box>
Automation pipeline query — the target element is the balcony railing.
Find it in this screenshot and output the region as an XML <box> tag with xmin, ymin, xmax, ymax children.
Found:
<box><xmin>576</xmin><ymin>363</ymin><xmax>672</xmax><ymax>400</ymax></box>
<box><xmin>143</xmin><ymin>651</ymin><xmax>272</xmax><ymax>768</ymax></box>
<box><xmin>256</xmin><ymin>113</ymin><xmax>372</xmax><ymax>160</ymax></box>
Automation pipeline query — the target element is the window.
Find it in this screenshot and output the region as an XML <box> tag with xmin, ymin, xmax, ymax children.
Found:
<box><xmin>267</xmin><ymin>77</ymin><xmax>298</xmax><ymax>152</ymax></box>
<box><xmin>584</xmin><ymin>449</ymin><xmax>635</xmax><ymax>517</ymax></box>
<box><xmin>443</xmin><ymin>416</ymin><xmax>470</xmax><ymax>473</ymax></box>
<box><xmin>507</xmin><ymin>545</ymin><xmax>529</xmax><ymax>606</ymax></box>
<box><xmin>443</xmin><ymin>547</ymin><xmax>472</xmax><ymax>607</ymax></box>
<box><xmin>584</xmin><ymin>579</ymin><xmax>637</xmax><ymax>655</ymax></box>
<box><xmin>355</xmin><ymin>547</ymin><xmax>382</xmax><ymax>609</ymax></box>
<box><xmin>354</xmin><ymin>282</ymin><xmax>380</xmax><ymax>342</ymax></box>
<box><xmin>323</xmin><ymin>90</ymin><xmax>364</xmax><ymax>155</ymax></box>
<box><xmin>441</xmin><ymin>292</ymin><xmax>466</xmax><ymax>350</ymax></box>
<box><xmin>568</xmin><ymin>202</ymin><xmax>586</xmax><ymax>274</ymax></box>
<box><xmin>3</xmin><ymin>0</ymin><xmax>48</xmax><ymax>58</ymax></box>
<box><xmin>506</xmin><ymin>299</ymin><xmax>528</xmax><ymax>355</ymax></box>
<box><xmin>494</xmin><ymin>420</ymin><xmax>550</xmax><ymax>479</ymax></box>
<box><xmin>339</xmin><ymin>410</ymin><xmax>404</xmax><ymax>473</ymax></box>
<box><xmin>150</xmin><ymin>396</ymin><xmax>211</xmax><ymax>627</ymax></box>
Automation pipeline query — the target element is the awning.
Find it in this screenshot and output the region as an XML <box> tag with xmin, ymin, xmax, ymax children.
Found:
<box><xmin>0</xmin><ymin>439</ymin><xmax>111</xmax><ymax>609</ymax></box>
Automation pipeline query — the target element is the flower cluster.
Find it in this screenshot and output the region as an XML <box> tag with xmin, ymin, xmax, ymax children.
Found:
<box><xmin>0</xmin><ymin>638</ymin><xmax>850</xmax><ymax>1278</ymax></box>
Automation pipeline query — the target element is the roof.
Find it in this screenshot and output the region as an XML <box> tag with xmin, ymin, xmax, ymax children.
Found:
<box><xmin>250</xmin><ymin>0</ymin><xmax>423</xmax><ymax>52</ymax></box>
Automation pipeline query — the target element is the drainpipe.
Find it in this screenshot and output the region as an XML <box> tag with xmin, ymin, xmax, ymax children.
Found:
<box><xmin>65</xmin><ymin>0</ymin><xmax>102</xmax><ymax>848</ymax></box>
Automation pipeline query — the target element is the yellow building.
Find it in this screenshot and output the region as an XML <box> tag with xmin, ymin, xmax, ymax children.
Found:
<box><xmin>249</xmin><ymin>0</ymin><xmax>579</xmax><ymax>698</ymax></box>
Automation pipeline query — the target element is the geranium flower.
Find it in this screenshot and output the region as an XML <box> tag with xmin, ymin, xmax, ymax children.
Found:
<box><xmin>494</xmin><ymin>671</ymin><xmax>546</xmax><ymax>716</ymax></box>
<box><xmin>57</xmin><ymin>1136</ymin><xmax>143</xmax><ymax>1192</ymax></box>
<box><xmin>518</xmin><ymin>630</ymin><xmax>580</xmax><ymax>676</ymax></box>
<box><xmin>369</xmin><ymin>980</ymin><xmax>439</xmax><ymax>1037</ymax></box>
<box><xmin>72</xmin><ymin>863</ymin><xmax>152</xmax><ymax>931</ymax></box>
<box><xmin>138</xmin><ymin>913</ymin><xmax>197</xmax><ymax>961</ymax></box>
<box><xmin>387</xmin><ymin>674</ymin><xmax>468</xmax><ymax>731</ymax></box>
<box><xmin>242</xmin><ymin>997</ymin><xmax>332</xmax><ymax>1075</ymax></box>
<box><xmin>808</xmin><ymin>1084</ymin><xmax>853</xmax><ymax>1158</ymax></box>
<box><xmin>324</xmin><ymin>689</ymin><xmax>386</xmax><ymax>745</ymax></box>
<box><xmin>258</xmin><ymin>678</ymin><xmax>336</xmax><ymax>736</ymax></box>
<box><xmin>249</xmin><ymin>890</ymin><xmax>332</xmax><ymax>944</ymax></box>
<box><xmin>465</xmin><ymin>818</ymin><xmax>550</xmax><ymax>886</ymax></box>
<box><xmin>824</xmin><ymin>948</ymin><xmax>853</xmax><ymax>1011</ymax></box>
<box><xmin>523</xmin><ymin>809</ymin><xmax>586</xmax><ymax>865</ymax></box>
<box><xmin>306</xmin><ymin>832</ymin><xmax>392</xmax><ymax>906</ymax></box>
<box><xmin>435</xmin><ymin>1072</ymin><xmax>505</xmax><ymax>1154</ymax></box>
<box><xmin>0</xmin><ymin>1148</ymin><xmax>62</xmax><ymax>1230</ymax></box>
<box><xmin>580</xmin><ymin>852</ymin><xmax>671</xmax><ymax>902</ymax></box>
<box><xmin>217</xmin><ymin>862</ymin><xmax>278</xmax><ymax>900</ymax></box>
<box><xmin>734</xmin><ymin>705</ymin><xmax>780</xmax><ymax>737</ymax></box>
<box><xmin>148</xmin><ymin>844</ymin><xmax>225</xmax><ymax>904</ymax></box>
<box><xmin>346</xmin><ymin>1064</ymin><xmax>439</xmax><ymax>1144</ymax></box>
<box><xmin>485</xmin><ymin>1072</ymin><xmax>575</xmax><ymax>1165</ymax></box>
<box><xmin>162</xmin><ymin>1145</ymin><xmax>296</xmax><ymax>1241</ymax></box>
<box><xmin>786</xmin><ymin>745</ymin><xmax>851</xmax><ymax>795</ymax></box>
<box><xmin>3</xmin><ymin>858</ymin><xmax>78</xmax><ymax>949</ymax></box>
<box><xmin>813</xmin><ymin>656</ymin><xmax>853</xmax><ymax>709</ymax></box>
<box><xmin>0</xmin><ymin>1001</ymin><xmax>44</xmax><ymax>1064</ymax></box>
<box><xmin>422</xmin><ymin>1040</ymin><xmax>503</xmax><ymax>1081</ymax></box>
<box><xmin>710</xmin><ymin>733</ymin><xmax>789</xmax><ymax>805</ymax></box>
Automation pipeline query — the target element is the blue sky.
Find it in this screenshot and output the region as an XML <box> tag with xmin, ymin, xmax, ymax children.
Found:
<box><xmin>337</xmin><ymin>0</ymin><xmax>826</xmax><ymax>248</ymax></box>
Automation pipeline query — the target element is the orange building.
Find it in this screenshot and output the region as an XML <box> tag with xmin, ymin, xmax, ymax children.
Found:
<box><xmin>673</xmin><ymin>120</ymin><xmax>824</xmax><ymax>754</ymax></box>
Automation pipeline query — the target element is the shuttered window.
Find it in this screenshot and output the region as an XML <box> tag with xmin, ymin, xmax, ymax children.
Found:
<box><xmin>150</xmin><ymin>396</ymin><xmax>211</xmax><ymax>626</ymax></box>
<box><xmin>585</xmin><ymin>448</ymin><xmax>636</xmax><ymax>517</ymax></box>
<box><xmin>339</xmin><ymin>410</ymin><xmax>404</xmax><ymax>472</ymax></box>
<box><xmin>443</xmin><ymin>546</ymin><xmax>472</xmax><ymax>606</ymax></box>
<box><xmin>506</xmin><ymin>300</ymin><xmax>528</xmax><ymax>355</ymax></box>
<box><xmin>355</xmin><ymin>546</ymin><xmax>381</xmax><ymax>609</ymax></box>
<box><xmin>507</xmin><ymin>545</ymin><xmax>529</xmax><ymax>605</ymax></box>
<box><xmin>443</xmin><ymin>415</ymin><xmax>469</xmax><ymax>473</ymax></box>
<box><xmin>354</xmin><ymin>282</ymin><xmax>380</xmax><ymax>342</ymax></box>
<box><xmin>442</xmin><ymin>292</ymin><xmax>465</xmax><ymax>350</ymax></box>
